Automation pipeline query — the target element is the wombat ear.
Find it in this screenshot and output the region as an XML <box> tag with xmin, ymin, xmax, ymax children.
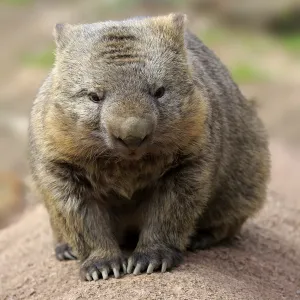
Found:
<box><xmin>168</xmin><ymin>13</ymin><xmax>187</xmax><ymax>32</ymax></box>
<box><xmin>151</xmin><ymin>13</ymin><xmax>187</xmax><ymax>47</ymax></box>
<box><xmin>53</xmin><ymin>23</ymin><xmax>73</xmax><ymax>49</ymax></box>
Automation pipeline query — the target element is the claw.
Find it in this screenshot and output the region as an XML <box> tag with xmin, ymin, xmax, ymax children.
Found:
<box><xmin>133</xmin><ymin>263</ymin><xmax>142</xmax><ymax>276</ymax></box>
<box><xmin>146</xmin><ymin>263</ymin><xmax>155</xmax><ymax>274</ymax></box>
<box><xmin>92</xmin><ymin>271</ymin><xmax>99</xmax><ymax>281</ymax></box>
<box><xmin>86</xmin><ymin>273</ymin><xmax>92</xmax><ymax>281</ymax></box>
<box><xmin>64</xmin><ymin>251</ymin><xmax>76</xmax><ymax>260</ymax></box>
<box><xmin>122</xmin><ymin>263</ymin><xmax>127</xmax><ymax>274</ymax></box>
<box><xmin>127</xmin><ymin>258</ymin><xmax>134</xmax><ymax>274</ymax></box>
<box><xmin>57</xmin><ymin>253</ymin><xmax>64</xmax><ymax>261</ymax></box>
<box><xmin>112</xmin><ymin>267</ymin><xmax>120</xmax><ymax>278</ymax></box>
<box><xmin>161</xmin><ymin>260</ymin><xmax>167</xmax><ymax>273</ymax></box>
<box><xmin>102</xmin><ymin>269</ymin><xmax>108</xmax><ymax>280</ymax></box>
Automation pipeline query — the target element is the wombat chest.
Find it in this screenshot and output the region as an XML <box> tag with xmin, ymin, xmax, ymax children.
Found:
<box><xmin>91</xmin><ymin>155</ymin><xmax>176</xmax><ymax>199</ymax></box>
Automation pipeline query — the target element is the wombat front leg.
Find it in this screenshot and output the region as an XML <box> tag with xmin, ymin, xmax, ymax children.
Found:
<box><xmin>49</xmin><ymin>212</ymin><xmax>77</xmax><ymax>261</ymax></box>
<box><xmin>45</xmin><ymin>192</ymin><xmax>126</xmax><ymax>281</ymax></box>
<box><xmin>127</xmin><ymin>163</ymin><xmax>211</xmax><ymax>275</ymax></box>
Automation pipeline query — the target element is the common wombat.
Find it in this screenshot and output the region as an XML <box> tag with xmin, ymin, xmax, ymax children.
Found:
<box><xmin>28</xmin><ymin>13</ymin><xmax>270</xmax><ymax>281</ymax></box>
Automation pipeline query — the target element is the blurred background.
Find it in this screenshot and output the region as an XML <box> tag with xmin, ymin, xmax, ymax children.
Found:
<box><xmin>0</xmin><ymin>0</ymin><xmax>299</xmax><ymax>230</ymax></box>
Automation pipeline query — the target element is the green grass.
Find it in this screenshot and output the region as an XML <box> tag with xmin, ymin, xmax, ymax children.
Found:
<box><xmin>21</xmin><ymin>48</ymin><xmax>55</xmax><ymax>69</ymax></box>
<box><xmin>230</xmin><ymin>63</ymin><xmax>269</xmax><ymax>84</ymax></box>
<box><xmin>200</xmin><ymin>28</ymin><xmax>227</xmax><ymax>46</ymax></box>
<box><xmin>279</xmin><ymin>34</ymin><xmax>300</xmax><ymax>54</ymax></box>
<box><xmin>200</xmin><ymin>27</ymin><xmax>273</xmax><ymax>51</ymax></box>
<box><xmin>1</xmin><ymin>0</ymin><xmax>33</xmax><ymax>5</ymax></box>
<box><xmin>104</xmin><ymin>0</ymin><xmax>142</xmax><ymax>11</ymax></box>
<box><xmin>201</xmin><ymin>26</ymin><xmax>300</xmax><ymax>57</ymax></box>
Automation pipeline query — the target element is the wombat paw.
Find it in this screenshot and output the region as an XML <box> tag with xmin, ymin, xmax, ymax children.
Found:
<box><xmin>187</xmin><ymin>232</ymin><xmax>217</xmax><ymax>251</ymax></box>
<box><xmin>127</xmin><ymin>246</ymin><xmax>183</xmax><ymax>275</ymax></box>
<box><xmin>55</xmin><ymin>243</ymin><xmax>77</xmax><ymax>261</ymax></box>
<box><xmin>80</xmin><ymin>255</ymin><xmax>127</xmax><ymax>281</ymax></box>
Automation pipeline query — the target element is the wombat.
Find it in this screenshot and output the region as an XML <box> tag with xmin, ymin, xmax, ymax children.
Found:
<box><xmin>28</xmin><ymin>13</ymin><xmax>270</xmax><ymax>281</ymax></box>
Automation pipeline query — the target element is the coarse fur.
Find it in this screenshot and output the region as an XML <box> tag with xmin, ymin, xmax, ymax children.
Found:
<box><xmin>28</xmin><ymin>13</ymin><xmax>270</xmax><ymax>280</ymax></box>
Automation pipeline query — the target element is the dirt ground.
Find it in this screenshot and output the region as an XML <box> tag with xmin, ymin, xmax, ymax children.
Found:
<box><xmin>0</xmin><ymin>1</ymin><xmax>300</xmax><ymax>299</ymax></box>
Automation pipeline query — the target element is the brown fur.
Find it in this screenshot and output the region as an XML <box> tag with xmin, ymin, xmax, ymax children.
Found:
<box><xmin>28</xmin><ymin>13</ymin><xmax>270</xmax><ymax>281</ymax></box>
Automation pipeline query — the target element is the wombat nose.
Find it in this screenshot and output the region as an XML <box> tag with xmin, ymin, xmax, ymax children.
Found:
<box><xmin>110</xmin><ymin>117</ymin><xmax>153</xmax><ymax>150</ymax></box>
<box><xmin>116</xmin><ymin>135</ymin><xmax>148</xmax><ymax>150</ymax></box>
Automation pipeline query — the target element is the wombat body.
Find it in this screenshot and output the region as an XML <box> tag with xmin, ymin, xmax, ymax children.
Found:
<box><xmin>29</xmin><ymin>14</ymin><xmax>270</xmax><ymax>280</ymax></box>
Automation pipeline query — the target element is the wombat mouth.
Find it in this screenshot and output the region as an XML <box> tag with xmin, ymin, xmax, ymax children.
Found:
<box><xmin>121</xmin><ymin>150</ymin><xmax>145</xmax><ymax>161</ymax></box>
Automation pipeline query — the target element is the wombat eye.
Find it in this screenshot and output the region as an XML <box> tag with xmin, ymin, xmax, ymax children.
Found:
<box><xmin>153</xmin><ymin>87</ymin><xmax>165</xmax><ymax>99</ymax></box>
<box><xmin>88</xmin><ymin>92</ymin><xmax>104</xmax><ymax>103</ymax></box>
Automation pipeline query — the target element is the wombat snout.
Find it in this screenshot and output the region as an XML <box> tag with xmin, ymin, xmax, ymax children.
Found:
<box><xmin>108</xmin><ymin>117</ymin><xmax>154</xmax><ymax>153</ymax></box>
<box><xmin>114</xmin><ymin>135</ymin><xmax>148</xmax><ymax>151</ymax></box>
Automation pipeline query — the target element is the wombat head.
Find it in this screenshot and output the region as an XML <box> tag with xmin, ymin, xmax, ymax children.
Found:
<box><xmin>50</xmin><ymin>14</ymin><xmax>206</xmax><ymax>160</ymax></box>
